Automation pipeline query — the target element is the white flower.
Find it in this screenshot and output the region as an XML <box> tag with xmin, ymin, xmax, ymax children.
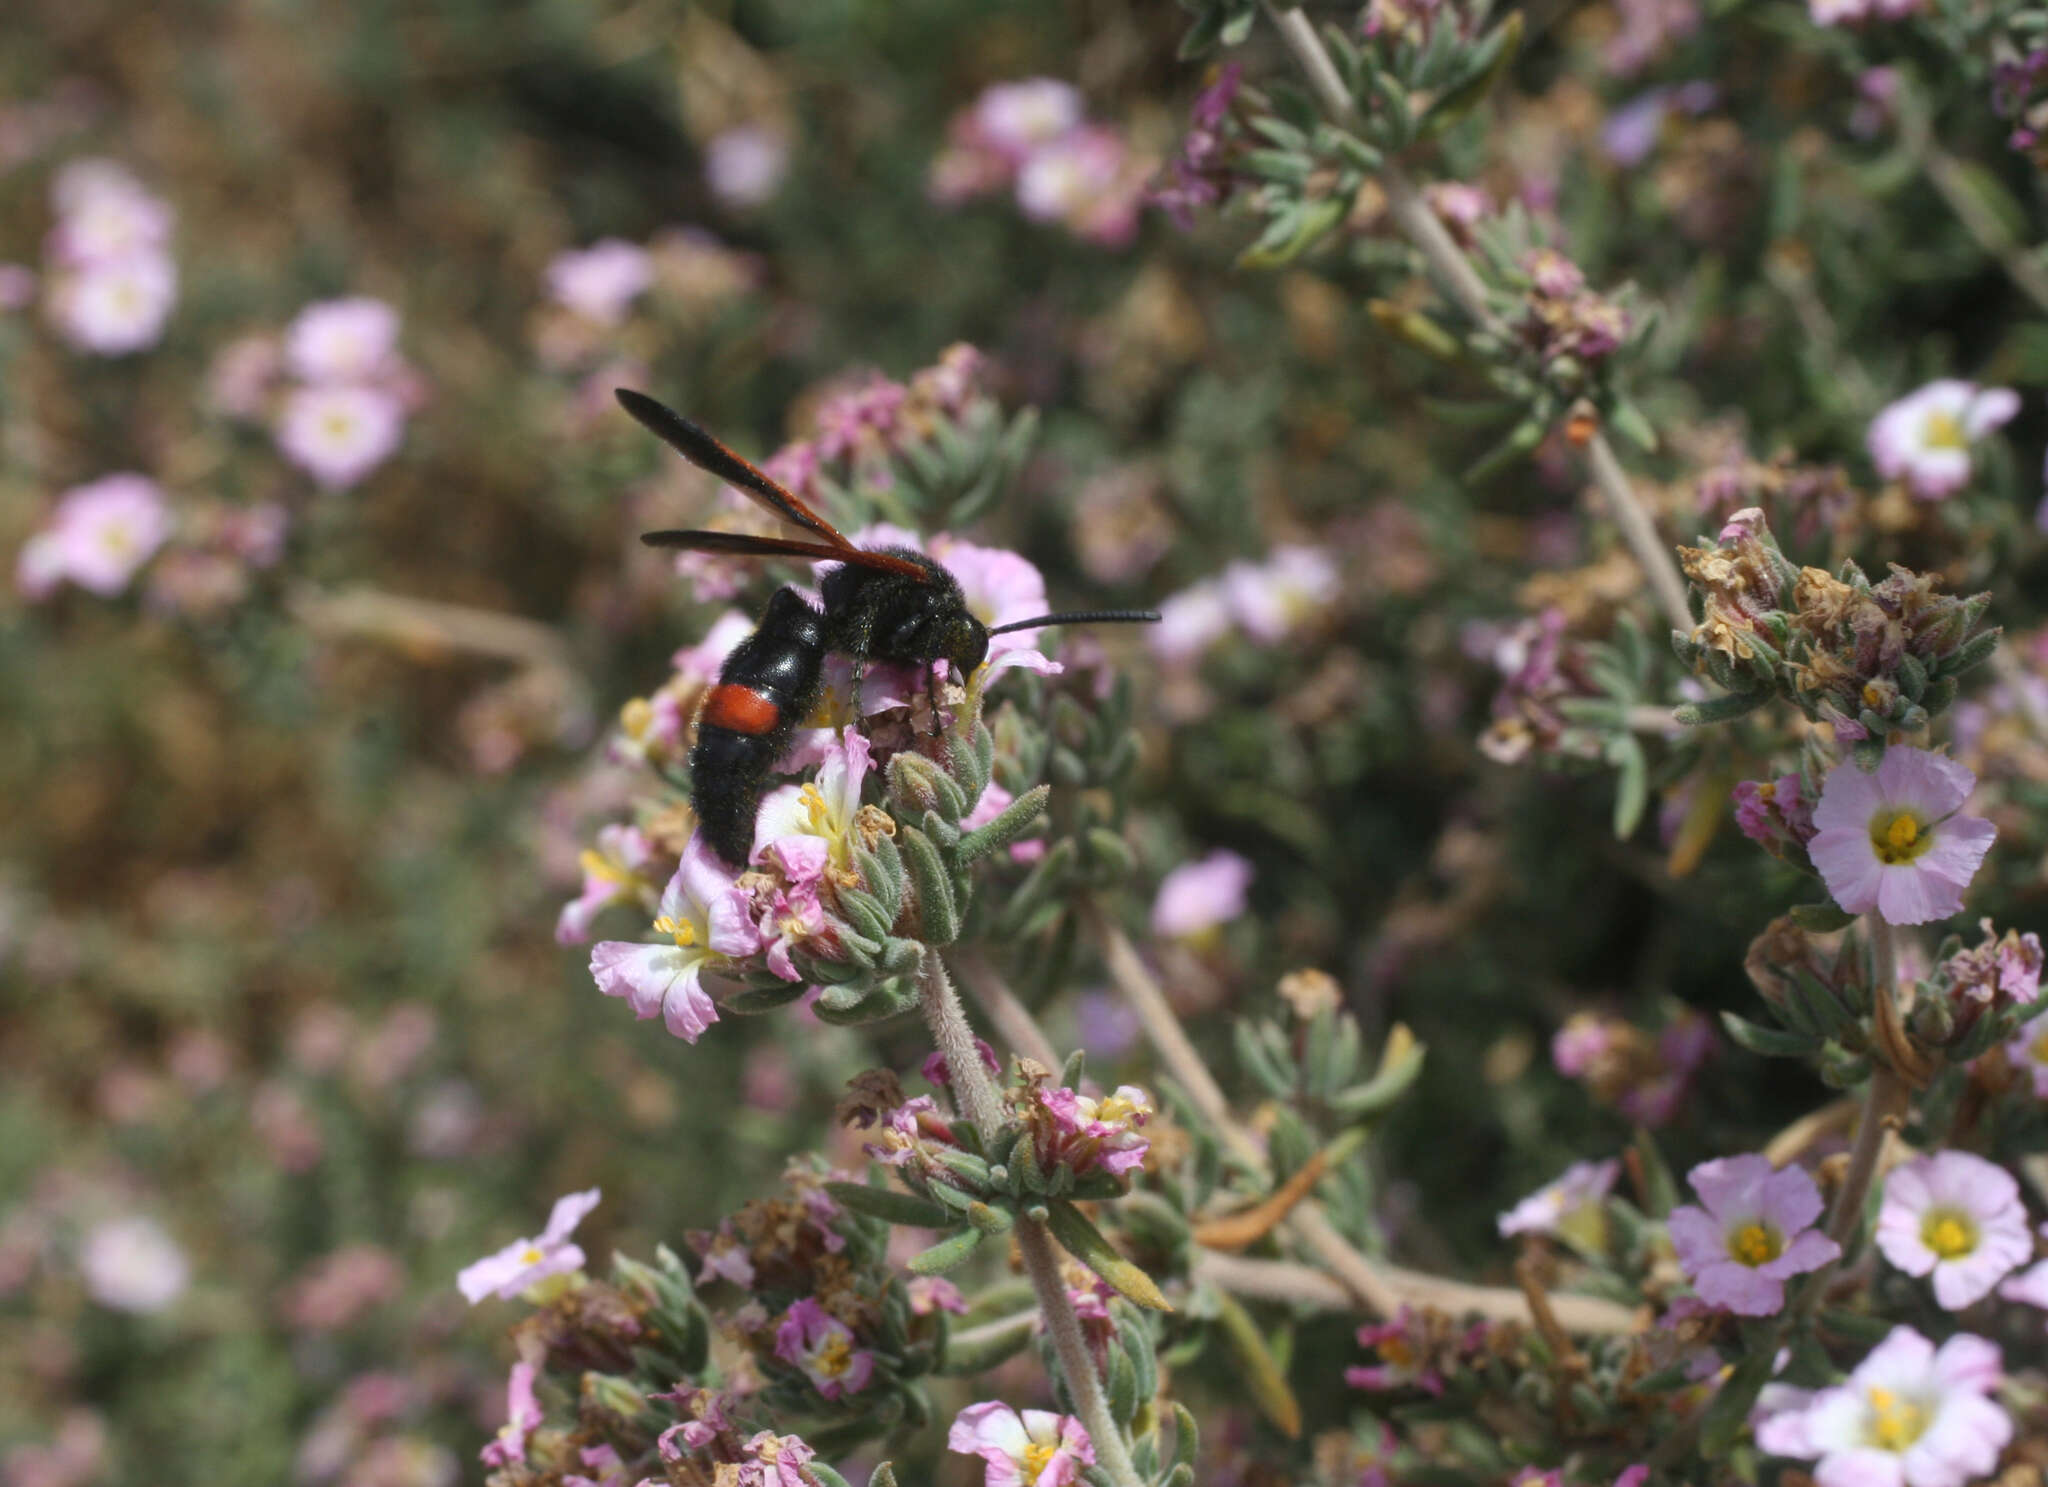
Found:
<box><xmin>589</xmin><ymin>835</ymin><xmax>760</xmax><ymax>1042</ymax></box>
<box><xmin>47</xmin><ymin>252</ymin><xmax>177</xmax><ymax>355</ymax></box>
<box><xmin>285</xmin><ymin>297</ymin><xmax>403</xmax><ymax>385</ymax></box>
<box><xmin>1873</xmin><ymin>1151</ymin><xmax>2032</xmax><ymax>1309</ymax></box>
<box><xmin>1867</xmin><ymin>380</ymin><xmax>2019</xmax><ymax>500</ymax></box>
<box><xmin>79</xmin><ymin>1217</ymin><xmax>189</xmax><ymax>1314</ymax></box>
<box><xmin>275</xmin><ymin>384</ymin><xmax>407</xmax><ymax>490</ymax></box>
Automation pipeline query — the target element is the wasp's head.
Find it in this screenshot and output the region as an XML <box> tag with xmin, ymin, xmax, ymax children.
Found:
<box><xmin>940</xmin><ymin>612</ymin><xmax>989</xmax><ymax>679</ymax></box>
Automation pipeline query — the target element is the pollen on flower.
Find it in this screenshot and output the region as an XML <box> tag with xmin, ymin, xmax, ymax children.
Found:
<box><xmin>1728</xmin><ymin>1222</ymin><xmax>1782</xmax><ymax>1267</ymax></box>
<box><xmin>619</xmin><ymin>697</ymin><xmax>654</xmax><ymax>739</ymax></box>
<box><xmin>814</xmin><ymin>1333</ymin><xmax>854</xmax><ymax>1378</ymax></box>
<box><xmin>1022</xmin><ymin>1443</ymin><xmax>1058</xmax><ymax>1483</ymax></box>
<box><xmin>1920</xmin><ymin>411</ymin><xmax>1965</xmax><ymax>449</ymax></box>
<box><xmin>1919</xmin><ymin>1210</ymin><xmax>1977</xmax><ymax>1260</ymax></box>
<box><xmin>1869</xmin><ymin>810</ymin><xmax>1929</xmax><ymax>865</ymax></box>
<box><xmin>651</xmin><ymin>915</ymin><xmax>697</xmax><ymax>948</ymax></box>
<box><xmin>1865</xmin><ymin>1388</ymin><xmax>1928</xmax><ymax>1450</ymax></box>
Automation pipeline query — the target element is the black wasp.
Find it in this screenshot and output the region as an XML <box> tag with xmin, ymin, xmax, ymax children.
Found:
<box><xmin>616</xmin><ymin>388</ymin><xmax>1159</xmax><ymax>868</ymax></box>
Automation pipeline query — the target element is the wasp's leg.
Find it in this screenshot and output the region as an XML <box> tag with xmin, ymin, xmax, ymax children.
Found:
<box><xmin>924</xmin><ymin>662</ymin><xmax>945</xmax><ymax>737</ymax></box>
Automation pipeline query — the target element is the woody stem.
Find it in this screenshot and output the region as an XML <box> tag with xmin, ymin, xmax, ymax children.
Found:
<box><xmin>916</xmin><ymin>951</ymin><xmax>1144</xmax><ymax>1487</ymax></box>
<box><xmin>1826</xmin><ymin>918</ymin><xmax>1907</xmax><ymax>1249</ymax></box>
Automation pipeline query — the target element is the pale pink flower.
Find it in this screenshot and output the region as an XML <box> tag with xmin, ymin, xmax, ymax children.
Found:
<box><xmin>1756</xmin><ymin>1326</ymin><xmax>2008</xmax><ymax>1487</ymax></box>
<box><xmin>206</xmin><ymin>334</ymin><xmax>282</xmax><ymax>420</ymax></box>
<box><xmin>1998</xmin><ymin>1243</ymin><xmax>2048</xmax><ymax>1317</ymax></box>
<box><xmin>908</xmin><ymin>1276</ymin><xmax>969</xmax><ymax>1315</ymax></box>
<box><xmin>1149</xmin><ymin>578</ymin><xmax>1233</xmax><ymax>664</ymax></box>
<box><xmin>947</xmin><ymin>1401</ymin><xmax>1094</xmax><ymax>1487</ymax></box>
<box><xmin>285</xmin><ymin>297</ymin><xmax>402</xmax><ymax>386</ymax></box>
<box><xmin>672</xmin><ymin>609</ymin><xmax>758</xmax><ymax>682</ymax></box>
<box><xmin>47</xmin><ymin>251</ymin><xmax>177</xmax><ymax>354</ymax></box>
<box><xmin>589</xmin><ymin>834</ymin><xmax>761</xmax><ymax>1042</ymax></box>
<box><xmin>546</xmin><ymin>239</ymin><xmax>652</xmax><ymax>325</ymax></box>
<box><xmin>1874</xmin><ymin>1151</ymin><xmax>2031</xmax><ymax>1309</ymax></box>
<box><xmin>1221</xmin><ymin>545</ymin><xmax>1340</xmax><ymax>643</ymax></box>
<box><xmin>479</xmin><ymin>1362</ymin><xmax>543</xmax><ymax>1468</ymax></box>
<box><xmin>1015</xmin><ymin>126</ymin><xmax>1141</xmax><ymax>246</ymax></box>
<box><xmin>554</xmin><ymin>824</ymin><xmax>656</xmax><ymax>945</ymax></box>
<box><xmin>1346</xmin><ymin>1311</ymin><xmax>1443</xmax><ymax>1394</ymax></box>
<box><xmin>1809</xmin><ymin>0</ymin><xmax>1873</xmax><ymax>22</ymax></box>
<box><xmin>973</xmin><ymin>79</ymin><xmax>1085</xmax><ymax>163</ymax></box>
<box><xmin>1868</xmin><ymin>381</ymin><xmax>2019</xmax><ymax>499</ymax></box>
<box><xmin>47</xmin><ymin>160</ymin><xmax>172</xmax><ymax>268</ymax></box>
<box><xmin>456</xmin><ymin>1188</ymin><xmax>600</xmax><ymax>1303</ymax></box>
<box><xmin>78</xmin><ymin>1216</ymin><xmax>189</xmax><ymax>1314</ymax></box>
<box><xmin>1498</xmin><ymin>1158</ymin><xmax>1620</xmax><ymax>1243</ymax></box>
<box><xmin>749</xmin><ymin>844</ymin><xmax>827</xmax><ymax>983</ymax></box>
<box><xmin>1034</xmin><ymin>1084</ymin><xmax>1152</xmax><ymax>1176</ymax></box>
<box><xmin>772</xmin><ymin>1298</ymin><xmax>874</xmax><ymax>1400</ymax></box>
<box><xmin>706</xmin><ymin>126</ymin><xmax>790</xmax><ymax>207</ymax></box>
<box><xmin>18</xmin><ymin>473</ymin><xmax>171</xmax><ymax>598</ymax></box>
<box><xmin>275</xmin><ymin>383</ymin><xmax>406</xmax><ymax>490</ymax></box>
<box><xmin>752</xmin><ymin>726</ymin><xmax>871</xmax><ymax>875</ymax></box>
<box><xmin>1150</xmin><ymin>849</ymin><xmax>1252</xmax><ymax>941</ymax></box>
<box><xmin>1667</xmin><ymin>1154</ymin><xmax>1839</xmax><ymax>1316</ymax></box>
<box><xmin>1808</xmin><ymin>748</ymin><xmax>1996</xmax><ymax>925</ymax></box>
<box><xmin>0</xmin><ymin>263</ymin><xmax>36</xmax><ymax>309</ymax></box>
<box><xmin>2004</xmin><ymin>1017</ymin><xmax>2048</xmax><ymax>1097</ymax></box>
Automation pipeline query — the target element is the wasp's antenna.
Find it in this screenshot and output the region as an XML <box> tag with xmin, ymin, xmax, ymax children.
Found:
<box><xmin>986</xmin><ymin>609</ymin><xmax>1161</xmax><ymax>636</ymax></box>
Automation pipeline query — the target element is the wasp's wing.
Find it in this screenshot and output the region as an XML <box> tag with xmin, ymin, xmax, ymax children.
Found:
<box><xmin>616</xmin><ymin>389</ymin><xmax>852</xmax><ymax>547</ymax></box>
<box><xmin>639</xmin><ymin>529</ymin><xmax>932</xmax><ymax>581</ymax></box>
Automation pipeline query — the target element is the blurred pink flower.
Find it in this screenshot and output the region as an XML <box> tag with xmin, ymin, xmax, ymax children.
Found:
<box><xmin>282</xmin><ymin>1245</ymin><xmax>403</xmax><ymax>1331</ymax></box>
<box><xmin>1034</xmin><ymin>1084</ymin><xmax>1152</xmax><ymax>1176</ymax></box>
<box><xmin>1149</xmin><ymin>579</ymin><xmax>1233</xmax><ymax>664</ymax></box>
<box><xmin>46</xmin><ymin>159</ymin><xmax>172</xmax><ymax>269</ymax></box>
<box><xmin>0</xmin><ymin>263</ymin><xmax>35</xmax><ymax>309</ymax></box>
<box><xmin>47</xmin><ymin>251</ymin><xmax>177</xmax><ymax>354</ymax></box>
<box><xmin>205</xmin><ymin>334</ymin><xmax>282</xmax><ymax>419</ymax></box>
<box><xmin>1222</xmin><ymin>545</ymin><xmax>1340</xmax><ymax>643</ymax></box>
<box><xmin>480</xmin><ymin>1362</ymin><xmax>542</xmax><ymax>1468</ymax></box>
<box><xmin>589</xmin><ymin>835</ymin><xmax>760</xmax><ymax>1042</ymax></box>
<box><xmin>546</xmin><ymin>238</ymin><xmax>652</xmax><ymax>325</ymax></box>
<box><xmin>1868</xmin><ymin>381</ymin><xmax>2018</xmax><ymax>499</ymax></box>
<box><xmin>285</xmin><ymin>297</ymin><xmax>403</xmax><ymax>386</ymax></box>
<box><xmin>1874</xmin><ymin>1151</ymin><xmax>2031</xmax><ymax>1309</ymax></box>
<box><xmin>974</xmin><ymin>79</ymin><xmax>1084</xmax><ymax>163</ymax></box>
<box><xmin>555</xmin><ymin>823</ymin><xmax>656</xmax><ymax>945</ymax></box>
<box><xmin>1667</xmin><ymin>1154</ymin><xmax>1837</xmax><ymax>1316</ymax></box>
<box><xmin>1809</xmin><ymin>748</ymin><xmax>1995</xmax><ymax>925</ymax></box>
<box><xmin>1150</xmin><ymin>849</ymin><xmax>1252</xmax><ymax>941</ymax></box>
<box><xmin>456</xmin><ymin>1188</ymin><xmax>600</xmax><ymax>1303</ymax></box>
<box><xmin>16</xmin><ymin>473</ymin><xmax>171</xmax><ymax>599</ymax></box>
<box><xmin>773</xmin><ymin>1297</ymin><xmax>874</xmax><ymax>1400</ymax></box>
<box><xmin>706</xmin><ymin>125</ymin><xmax>789</xmax><ymax>207</ymax></box>
<box><xmin>1756</xmin><ymin>1326</ymin><xmax>2007</xmax><ymax>1486</ymax></box>
<box><xmin>276</xmin><ymin>383</ymin><xmax>407</xmax><ymax>490</ymax></box>
<box><xmin>1016</xmin><ymin>125</ymin><xmax>1141</xmax><ymax>246</ymax></box>
<box><xmin>1498</xmin><ymin>1158</ymin><xmax>1619</xmax><ymax>1241</ymax></box>
<box><xmin>947</xmin><ymin>1401</ymin><xmax>1094</xmax><ymax>1487</ymax></box>
<box><xmin>78</xmin><ymin>1216</ymin><xmax>189</xmax><ymax>1314</ymax></box>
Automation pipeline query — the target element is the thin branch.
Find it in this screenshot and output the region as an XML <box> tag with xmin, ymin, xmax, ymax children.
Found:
<box><xmin>917</xmin><ymin>952</ymin><xmax>1143</xmax><ymax>1487</ymax></box>
<box><xmin>1826</xmin><ymin>920</ymin><xmax>1909</xmax><ymax>1249</ymax></box>
<box><xmin>1261</xmin><ymin>3</ymin><xmax>1695</xmax><ymax>635</ymax></box>
<box><xmin>289</xmin><ymin>584</ymin><xmax>576</xmax><ymax>670</ymax></box>
<box><xmin>1193</xmin><ymin>1250</ymin><xmax>1639</xmax><ymax>1333</ymax></box>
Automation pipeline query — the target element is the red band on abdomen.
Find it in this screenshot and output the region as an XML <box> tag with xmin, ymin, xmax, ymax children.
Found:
<box><xmin>701</xmin><ymin>683</ymin><xmax>781</xmax><ymax>735</ymax></box>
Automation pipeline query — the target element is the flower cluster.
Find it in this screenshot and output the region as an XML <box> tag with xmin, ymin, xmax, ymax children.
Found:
<box><xmin>535</xmin><ymin>227</ymin><xmax>763</xmax><ymax>372</ymax></box>
<box><xmin>1469</xmin><ymin>607</ymin><xmax>1607</xmax><ymax>766</ymax></box>
<box><xmin>42</xmin><ymin>158</ymin><xmax>177</xmax><ymax>355</ymax></box>
<box><xmin>1994</xmin><ymin>49</ymin><xmax>2048</xmax><ymax>159</ymax></box>
<box><xmin>1693</xmin><ymin>444</ymin><xmax>1857</xmax><ymax>550</ymax></box>
<box><xmin>1552</xmin><ymin>1008</ymin><xmax>1715</xmax><ymax>1126</ymax></box>
<box><xmin>1516</xmin><ymin>249</ymin><xmax>1631</xmax><ymax>369</ymax></box>
<box><xmin>1150</xmin><ymin>546</ymin><xmax>1341</xmax><ymax>665</ymax></box>
<box><xmin>929</xmin><ymin>79</ymin><xmax>1147</xmax><ymax>247</ymax></box>
<box><xmin>273</xmin><ymin>298</ymin><xmax>421</xmax><ymax>490</ymax></box>
<box><xmin>1149</xmin><ymin>64</ymin><xmax>1245</xmax><ymax>230</ymax></box>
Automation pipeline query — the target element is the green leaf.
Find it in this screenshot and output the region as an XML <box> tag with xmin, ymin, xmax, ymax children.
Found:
<box><xmin>1212</xmin><ymin>1290</ymin><xmax>1302</xmax><ymax>1437</ymax></box>
<box><xmin>1789</xmin><ymin>902</ymin><xmax>1856</xmax><ymax>933</ymax></box>
<box><xmin>1608</xmin><ymin>398</ymin><xmax>1658</xmax><ymax>453</ymax></box>
<box><xmin>1042</xmin><ymin>1204</ymin><xmax>1172</xmax><ymax>1311</ymax></box>
<box><xmin>1700</xmin><ymin>1345</ymin><xmax>1777</xmax><ymax>1458</ymax></box>
<box><xmin>1420</xmin><ymin>11</ymin><xmax>1523</xmax><ymax>135</ymax></box>
<box><xmin>937</xmin><ymin>1312</ymin><xmax>1036</xmax><ymax>1375</ymax></box>
<box><xmin>1237</xmin><ymin>193</ymin><xmax>1350</xmax><ymax>269</ymax></box>
<box><xmin>1720</xmin><ymin>1010</ymin><xmax>1815</xmax><ymax>1059</ymax></box>
<box><xmin>1328</xmin><ymin>1033</ymin><xmax>1426</xmax><ymax>1121</ymax></box>
<box><xmin>900</xmin><ymin>828</ymin><xmax>960</xmax><ymax>945</ymax></box>
<box><xmin>824</xmin><ymin>1181</ymin><xmax>954</xmax><ymax>1230</ymax></box>
<box><xmin>907</xmin><ymin>1227</ymin><xmax>985</xmax><ymax>1275</ymax></box>
<box><xmin>1673</xmin><ymin>689</ymin><xmax>1771</xmax><ymax>726</ymax></box>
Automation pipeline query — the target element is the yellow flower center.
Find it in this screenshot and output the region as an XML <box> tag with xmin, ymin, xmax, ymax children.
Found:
<box><xmin>814</xmin><ymin>1333</ymin><xmax>853</xmax><ymax>1378</ymax></box>
<box><xmin>321</xmin><ymin>411</ymin><xmax>356</xmax><ymax>440</ymax></box>
<box><xmin>2032</xmin><ymin>1028</ymin><xmax>2048</xmax><ymax>1063</ymax></box>
<box><xmin>652</xmin><ymin>915</ymin><xmax>697</xmax><ymax>949</ymax></box>
<box><xmin>1378</xmin><ymin>1337</ymin><xmax>1416</xmax><ymax>1369</ymax></box>
<box><xmin>1866</xmin><ymin>1387</ymin><xmax>1929</xmax><ymax>1451</ymax></box>
<box><xmin>1921</xmin><ymin>410</ymin><xmax>1967</xmax><ymax>450</ymax></box>
<box><xmin>1920</xmin><ymin>1208</ymin><xmax>1978</xmax><ymax>1260</ymax></box>
<box><xmin>799</xmin><ymin>782</ymin><xmax>834</xmax><ymax>834</ymax></box>
<box><xmin>1021</xmin><ymin>1443</ymin><xmax>1058</xmax><ymax>1484</ymax></box>
<box><xmin>1096</xmin><ymin>1095</ymin><xmax>1138</xmax><ymax>1124</ymax></box>
<box><xmin>619</xmin><ymin>697</ymin><xmax>654</xmax><ymax>740</ymax></box>
<box><xmin>520</xmin><ymin>1244</ymin><xmax>544</xmax><ymax>1266</ymax></box>
<box><xmin>1727</xmin><ymin>1222</ymin><xmax>1783</xmax><ymax>1267</ymax></box>
<box><xmin>1870</xmin><ymin>810</ymin><xmax>1933</xmax><ymax>865</ymax></box>
<box><xmin>579</xmin><ymin>848</ymin><xmax>634</xmax><ymax>888</ymax></box>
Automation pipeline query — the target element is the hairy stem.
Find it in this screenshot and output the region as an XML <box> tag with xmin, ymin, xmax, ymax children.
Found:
<box><xmin>917</xmin><ymin>951</ymin><xmax>1143</xmax><ymax>1487</ymax></box>
<box><xmin>1826</xmin><ymin>919</ymin><xmax>1908</xmax><ymax>1249</ymax></box>
<box><xmin>1261</xmin><ymin>3</ymin><xmax>1695</xmax><ymax>635</ymax></box>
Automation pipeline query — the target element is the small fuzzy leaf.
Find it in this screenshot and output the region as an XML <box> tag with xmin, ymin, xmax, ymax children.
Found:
<box><xmin>937</xmin><ymin>1312</ymin><xmax>1036</xmax><ymax>1375</ymax></box>
<box><xmin>1720</xmin><ymin>1010</ymin><xmax>1815</xmax><ymax>1059</ymax></box>
<box><xmin>1673</xmin><ymin>689</ymin><xmax>1770</xmax><ymax>726</ymax></box>
<box><xmin>1042</xmin><ymin>1203</ymin><xmax>1172</xmax><ymax>1311</ymax></box>
<box><xmin>907</xmin><ymin>1227</ymin><xmax>984</xmax><ymax>1275</ymax></box>
<box><xmin>824</xmin><ymin>1181</ymin><xmax>954</xmax><ymax>1230</ymax></box>
<box><xmin>900</xmin><ymin>827</ymin><xmax>961</xmax><ymax>944</ymax></box>
<box><xmin>958</xmin><ymin>784</ymin><xmax>1050</xmax><ymax>863</ymax></box>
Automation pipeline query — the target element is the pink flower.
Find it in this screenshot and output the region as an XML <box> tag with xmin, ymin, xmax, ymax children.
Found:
<box><xmin>1667</xmin><ymin>1154</ymin><xmax>1839</xmax><ymax>1316</ymax></box>
<box><xmin>546</xmin><ymin>239</ymin><xmax>652</xmax><ymax>325</ymax></box>
<box><xmin>1346</xmin><ymin>1310</ymin><xmax>1443</xmax><ymax>1395</ymax></box>
<box><xmin>1498</xmin><ymin>1158</ymin><xmax>1620</xmax><ymax>1244</ymax></box>
<box><xmin>456</xmin><ymin>1188</ymin><xmax>600</xmax><ymax>1303</ymax></box>
<box><xmin>1868</xmin><ymin>381</ymin><xmax>2019</xmax><ymax>499</ymax></box>
<box><xmin>772</xmin><ymin>1298</ymin><xmax>874</xmax><ymax>1401</ymax></box>
<box><xmin>753</xmin><ymin>726</ymin><xmax>872</xmax><ymax>875</ymax></box>
<box><xmin>1221</xmin><ymin>545</ymin><xmax>1340</xmax><ymax>643</ymax></box>
<box><xmin>206</xmin><ymin>334</ymin><xmax>282</xmax><ymax>420</ymax></box>
<box><xmin>590</xmin><ymin>834</ymin><xmax>762</xmax><ymax>1043</ymax></box>
<box><xmin>47</xmin><ymin>252</ymin><xmax>177</xmax><ymax>354</ymax></box>
<box><xmin>479</xmin><ymin>1362</ymin><xmax>542</xmax><ymax>1467</ymax></box>
<box><xmin>0</xmin><ymin>263</ymin><xmax>36</xmax><ymax>310</ymax></box>
<box><xmin>1034</xmin><ymin>1084</ymin><xmax>1152</xmax><ymax>1176</ymax></box>
<box><xmin>285</xmin><ymin>297</ymin><xmax>403</xmax><ymax>386</ymax></box>
<box><xmin>1148</xmin><ymin>579</ymin><xmax>1233</xmax><ymax>664</ymax></box>
<box><xmin>908</xmin><ymin>1276</ymin><xmax>969</xmax><ymax>1315</ymax></box>
<box><xmin>1150</xmin><ymin>849</ymin><xmax>1252</xmax><ymax>941</ymax></box>
<box><xmin>1015</xmin><ymin>125</ymin><xmax>1142</xmax><ymax>246</ymax></box>
<box><xmin>1733</xmin><ymin>773</ymin><xmax>1817</xmax><ymax>857</ymax></box>
<box><xmin>973</xmin><ymin>80</ymin><xmax>1084</xmax><ymax>164</ymax></box>
<box><xmin>927</xmin><ymin>534</ymin><xmax>1063</xmax><ymax>675</ymax></box>
<box><xmin>706</xmin><ymin>126</ymin><xmax>789</xmax><ymax>207</ymax></box>
<box><xmin>947</xmin><ymin>1401</ymin><xmax>1094</xmax><ymax>1487</ymax></box>
<box><xmin>1756</xmin><ymin>1326</ymin><xmax>2008</xmax><ymax>1487</ymax></box>
<box><xmin>554</xmin><ymin>824</ymin><xmax>656</xmax><ymax>945</ymax></box>
<box><xmin>2004</xmin><ymin>1017</ymin><xmax>2048</xmax><ymax>1097</ymax></box>
<box><xmin>275</xmin><ymin>383</ymin><xmax>407</xmax><ymax>490</ymax></box>
<box><xmin>17</xmin><ymin>474</ymin><xmax>171</xmax><ymax>598</ymax></box>
<box><xmin>1874</xmin><ymin>1152</ymin><xmax>2031</xmax><ymax>1309</ymax></box>
<box><xmin>47</xmin><ymin>160</ymin><xmax>172</xmax><ymax>269</ymax></box>
<box><xmin>750</xmin><ymin>851</ymin><xmax>827</xmax><ymax>983</ymax></box>
<box><xmin>1808</xmin><ymin>748</ymin><xmax>1996</xmax><ymax>925</ymax></box>
<box><xmin>78</xmin><ymin>1217</ymin><xmax>189</xmax><ymax>1314</ymax></box>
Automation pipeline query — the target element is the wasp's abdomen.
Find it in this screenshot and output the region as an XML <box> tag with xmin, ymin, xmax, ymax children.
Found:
<box><xmin>690</xmin><ymin>588</ymin><xmax>826</xmax><ymax>868</ymax></box>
